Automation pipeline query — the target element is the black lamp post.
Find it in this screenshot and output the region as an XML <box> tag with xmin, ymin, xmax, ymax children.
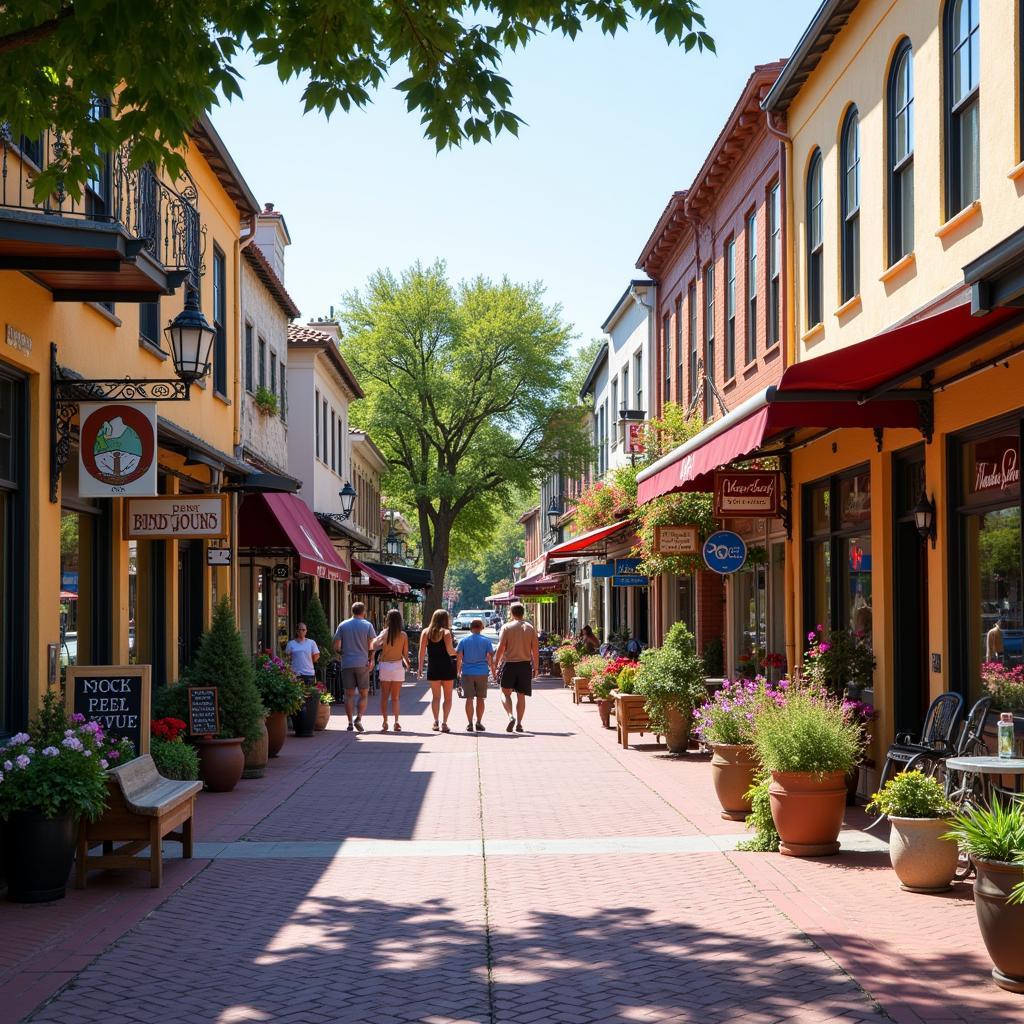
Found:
<box><xmin>546</xmin><ymin>496</ymin><xmax>562</xmax><ymax>532</ymax></box>
<box><xmin>913</xmin><ymin>492</ymin><xmax>936</xmax><ymax>548</ymax></box>
<box><xmin>164</xmin><ymin>288</ymin><xmax>217</xmax><ymax>383</ymax></box>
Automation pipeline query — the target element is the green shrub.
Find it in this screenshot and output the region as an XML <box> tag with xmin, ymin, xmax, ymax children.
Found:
<box><xmin>303</xmin><ymin>593</ymin><xmax>334</xmax><ymax>681</ymax></box>
<box><xmin>752</xmin><ymin>688</ymin><xmax>861</xmax><ymax>774</ymax></box>
<box><xmin>151</xmin><ymin>737</ymin><xmax>200</xmax><ymax>781</ymax></box>
<box><xmin>736</xmin><ymin>774</ymin><xmax>780</xmax><ymax>852</ymax></box>
<box><xmin>183</xmin><ymin>597</ymin><xmax>265</xmax><ymax>745</ymax></box>
<box><xmin>866</xmin><ymin>770</ymin><xmax>953</xmax><ymax>819</ymax></box>
<box><xmin>636</xmin><ymin>635</ymin><xmax>706</xmax><ymax>736</ymax></box>
<box><xmin>576</xmin><ymin>655</ymin><xmax>609</xmax><ymax>680</ymax></box>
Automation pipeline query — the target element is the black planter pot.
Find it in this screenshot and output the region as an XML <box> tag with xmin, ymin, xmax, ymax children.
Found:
<box><xmin>291</xmin><ymin>691</ymin><xmax>319</xmax><ymax>738</ymax></box>
<box><xmin>3</xmin><ymin>809</ymin><xmax>78</xmax><ymax>903</ymax></box>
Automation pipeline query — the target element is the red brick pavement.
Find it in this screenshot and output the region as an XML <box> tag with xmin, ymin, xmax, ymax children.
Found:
<box><xmin>3</xmin><ymin>679</ymin><xmax>1023</xmax><ymax>1023</ymax></box>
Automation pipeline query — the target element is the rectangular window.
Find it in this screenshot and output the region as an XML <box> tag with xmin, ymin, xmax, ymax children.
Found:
<box><xmin>331</xmin><ymin>409</ymin><xmax>337</xmax><ymax>470</ymax></box>
<box><xmin>725</xmin><ymin>240</ymin><xmax>736</xmax><ymax>380</ymax></box>
<box><xmin>622</xmin><ymin>367</ymin><xmax>629</xmax><ymax>415</ymax></box>
<box><xmin>315</xmin><ymin>390</ymin><xmax>321</xmax><ymax>459</ymax></box>
<box><xmin>746</xmin><ymin>211</ymin><xmax>757</xmax><ymax>364</ymax></box>
<box><xmin>688</xmin><ymin>280</ymin><xmax>697</xmax><ymax>404</ymax></box>
<box><xmin>244</xmin><ymin>323</ymin><xmax>254</xmax><ymax>393</ymax></box>
<box><xmin>593</xmin><ymin>409</ymin><xmax>601</xmax><ymax>476</ymax></box>
<box><xmin>603</xmin><ymin>399</ymin><xmax>610</xmax><ymax>472</ymax></box>
<box><xmin>280</xmin><ymin>363</ymin><xmax>287</xmax><ymax>422</ymax></box>
<box><xmin>768</xmin><ymin>184</ymin><xmax>781</xmax><ymax>346</ymax></box>
<box><xmin>611</xmin><ymin>378</ymin><xmax>618</xmax><ymax>447</ymax></box>
<box><xmin>662</xmin><ymin>314</ymin><xmax>671</xmax><ymax>406</ymax></box>
<box><xmin>675</xmin><ymin>295</ymin><xmax>684</xmax><ymax>403</ymax></box>
<box><xmin>337</xmin><ymin>420</ymin><xmax>343</xmax><ymax>475</ymax></box>
<box><xmin>139</xmin><ymin>301</ymin><xmax>160</xmax><ymax>347</ymax></box>
<box><xmin>269</xmin><ymin>351</ymin><xmax>277</xmax><ymax>398</ymax></box>
<box><xmin>634</xmin><ymin>351</ymin><xmax>643</xmax><ymax>410</ymax></box>
<box><xmin>703</xmin><ymin>263</ymin><xmax>715</xmax><ymax>420</ymax></box>
<box><xmin>212</xmin><ymin>247</ymin><xmax>227</xmax><ymax>396</ymax></box>
<box><xmin>258</xmin><ymin>336</ymin><xmax>266</xmax><ymax>391</ymax></box>
<box><xmin>322</xmin><ymin>402</ymin><xmax>328</xmax><ymax>465</ymax></box>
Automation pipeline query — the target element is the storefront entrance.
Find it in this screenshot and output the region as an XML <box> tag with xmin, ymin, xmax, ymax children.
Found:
<box><xmin>177</xmin><ymin>541</ymin><xmax>204</xmax><ymax>671</ymax></box>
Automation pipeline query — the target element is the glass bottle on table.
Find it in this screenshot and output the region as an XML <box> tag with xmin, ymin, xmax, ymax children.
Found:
<box><xmin>997</xmin><ymin>712</ymin><xmax>1015</xmax><ymax>759</ymax></box>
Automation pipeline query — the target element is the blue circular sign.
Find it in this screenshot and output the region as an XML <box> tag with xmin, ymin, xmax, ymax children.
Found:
<box><xmin>702</xmin><ymin>530</ymin><xmax>747</xmax><ymax>575</ymax></box>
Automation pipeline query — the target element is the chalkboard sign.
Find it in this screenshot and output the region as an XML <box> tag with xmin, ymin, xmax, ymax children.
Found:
<box><xmin>66</xmin><ymin>665</ymin><xmax>151</xmax><ymax>757</ymax></box>
<box><xmin>187</xmin><ymin>686</ymin><xmax>220</xmax><ymax>737</ymax></box>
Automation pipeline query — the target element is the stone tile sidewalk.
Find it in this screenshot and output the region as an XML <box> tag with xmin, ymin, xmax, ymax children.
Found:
<box><xmin>1</xmin><ymin>677</ymin><xmax>1021</xmax><ymax>1023</ymax></box>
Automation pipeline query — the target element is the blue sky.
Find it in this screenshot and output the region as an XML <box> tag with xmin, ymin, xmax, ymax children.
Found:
<box><xmin>212</xmin><ymin>0</ymin><xmax>819</xmax><ymax>351</ymax></box>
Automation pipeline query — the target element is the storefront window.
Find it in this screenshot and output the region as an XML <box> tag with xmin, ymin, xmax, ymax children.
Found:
<box><xmin>734</xmin><ymin>562</ymin><xmax>766</xmax><ymax>677</ymax></box>
<box><xmin>957</xmin><ymin>429</ymin><xmax>1022</xmax><ymax>698</ymax></box>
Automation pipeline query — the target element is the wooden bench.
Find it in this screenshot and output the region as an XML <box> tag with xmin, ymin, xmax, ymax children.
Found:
<box><xmin>76</xmin><ymin>754</ymin><xmax>202</xmax><ymax>889</ymax></box>
<box><xmin>572</xmin><ymin>676</ymin><xmax>592</xmax><ymax>704</ymax></box>
<box><xmin>614</xmin><ymin>692</ymin><xmax>651</xmax><ymax>749</ymax></box>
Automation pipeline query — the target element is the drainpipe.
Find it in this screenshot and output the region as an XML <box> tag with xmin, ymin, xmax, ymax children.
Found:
<box><xmin>764</xmin><ymin>108</ymin><xmax>797</xmax><ymax>681</ymax></box>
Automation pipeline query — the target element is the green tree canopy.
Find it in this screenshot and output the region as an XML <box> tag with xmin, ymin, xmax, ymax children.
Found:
<box><xmin>341</xmin><ymin>261</ymin><xmax>589</xmax><ymax>614</ymax></box>
<box><xmin>1</xmin><ymin>1</ymin><xmax>713</xmax><ymax>199</ymax></box>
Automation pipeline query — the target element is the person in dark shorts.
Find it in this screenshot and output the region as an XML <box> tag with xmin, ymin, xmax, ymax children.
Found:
<box><xmin>494</xmin><ymin>602</ymin><xmax>538</xmax><ymax>733</ymax></box>
<box><xmin>333</xmin><ymin>602</ymin><xmax>376</xmax><ymax>732</ymax></box>
<box><xmin>456</xmin><ymin>618</ymin><xmax>495</xmax><ymax>731</ymax></box>
<box><xmin>418</xmin><ymin>608</ymin><xmax>457</xmax><ymax>732</ymax></box>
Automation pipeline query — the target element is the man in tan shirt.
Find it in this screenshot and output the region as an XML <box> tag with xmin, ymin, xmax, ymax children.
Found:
<box><xmin>494</xmin><ymin>601</ymin><xmax>539</xmax><ymax>732</ymax></box>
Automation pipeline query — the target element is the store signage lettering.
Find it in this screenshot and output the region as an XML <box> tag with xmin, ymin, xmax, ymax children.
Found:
<box><xmin>625</xmin><ymin>422</ymin><xmax>646</xmax><ymax>454</ymax></box>
<box><xmin>654</xmin><ymin>525</ymin><xmax>699</xmax><ymax>555</ymax></box>
<box><xmin>613</xmin><ymin>574</ymin><xmax>648</xmax><ymax>587</ymax></box>
<box><xmin>187</xmin><ymin>687</ymin><xmax>220</xmax><ymax>737</ymax></box>
<box><xmin>5</xmin><ymin>324</ymin><xmax>31</xmax><ymax>354</ymax></box>
<box><xmin>78</xmin><ymin>402</ymin><xmax>158</xmax><ymax>498</ymax></box>
<box><xmin>714</xmin><ymin>471</ymin><xmax>781</xmax><ymax>517</ymax></box>
<box><xmin>615</xmin><ymin>558</ymin><xmax>642</xmax><ymax>575</ymax></box>
<box><xmin>66</xmin><ymin>665</ymin><xmax>150</xmax><ymax>756</ymax></box>
<box><xmin>124</xmin><ymin>495</ymin><xmax>229</xmax><ymax>540</ymax></box>
<box><xmin>207</xmin><ymin>548</ymin><xmax>232</xmax><ymax>566</ymax></box>
<box><xmin>272</xmin><ymin>564</ymin><xmax>291</xmax><ymax>580</ymax></box>
<box><xmin>974</xmin><ymin>442</ymin><xmax>1020</xmax><ymax>494</ymax></box>
<box><xmin>702</xmin><ymin>530</ymin><xmax>747</xmax><ymax>575</ymax></box>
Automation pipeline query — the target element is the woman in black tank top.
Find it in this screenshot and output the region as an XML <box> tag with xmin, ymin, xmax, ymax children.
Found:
<box><xmin>418</xmin><ymin>608</ymin><xmax>457</xmax><ymax>732</ymax></box>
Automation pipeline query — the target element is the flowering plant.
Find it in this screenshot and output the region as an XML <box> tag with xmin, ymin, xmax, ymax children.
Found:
<box><xmin>802</xmin><ymin>626</ymin><xmax>875</xmax><ymax>697</ymax></box>
<box><xmin>0</xmin><ymin>691</ymin><xmax>133</xmax><ymax>821</ymax></box>
<box><xmin>981</xmin><ymin>662</ymin><xmax>1024</xmax><ymax>711</ymax></box>
<box><xmin>554</xmin><ymin>644</ymin><xmax>582</xmax><ymax>669</ymax></box>
<box><xmin>575</xmin><ymin>655</ymin><xmax>610</xmax><ymax>680</ymax></box>
<box><xmin>694</xmin><ymin>677</ymin><xmax>791</xmax><ymax>746</ymax></box>
<box><xmin>253</xmin><ymin>651</ymin><xmax>306</xmax><ymax>714</ymax></box>
<box><xmin>752</xmin><ymin>687</ymin><xmax>863</xmax><ymax>774</ymax></box>
<box><xmin>151</xmin><ymin>717</ymin><xmax>187</xmax><ymax>742</ymax></box>
<box><xmin>316</xmin><ymin>682</ymin><xmax>334</xmax><ymax>706</ymax></box>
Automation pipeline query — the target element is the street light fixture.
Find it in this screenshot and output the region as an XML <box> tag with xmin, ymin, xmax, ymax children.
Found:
<box><xmin>338</xmin><ymin>481</ymin><xmax>357</xmax><ymax>520</ymax></box>
<box><xmin>546</xmin><ymin>496</ymin><xmax>562</xmax><ymax>532</ymax></box>
<box><xmin>164</xmin><ymin>287</ymin><xmax>217</xmax><ymax>384</ymax></box>
<box><xmin>913</xmin><ymin>491</ymin><xmax>936</xmax><ymax>548</ymax></box>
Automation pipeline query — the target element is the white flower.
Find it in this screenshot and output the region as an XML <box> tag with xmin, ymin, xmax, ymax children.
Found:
<box><xmin>61</xmin><ymin>736</ymin><xmax>84</xmax><ymax>752</ymax></box>
<box><xmin>82</xmin><ymin>749</ymin><xmax>92</xmax><ymax>757</ymax></box>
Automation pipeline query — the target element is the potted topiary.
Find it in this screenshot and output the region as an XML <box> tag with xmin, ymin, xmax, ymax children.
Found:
<box><xmin>303</xmin><ymin>593</ymin><xmax>334</xmax><ymax>683</ymax></box>
<box><xmin>637</xmin><ymin>623</ymin><xmax>707</xmax><ymax>754</ymax></box>
<box><xmin>573</xmin><ymin>654</ymin><xmax>609</xmax><ymax>705</ymax></box>
<box><xmin>866</xmin><ymin>770</ymin><xmax>957</xmax><ymax>892</ymax></box>
<box><xmin>253</xmin><ymin>651</ymin><xmax>305</xmax><ymax>757</ymax></box>
<box><xmin>182</xmin><ymin>597</ymin><xmax>266</xmax><ymax>792</ymax></box>
<box><xmin>694</xmin><ymin>678</ymin><xmax>773</xmax><ymax>820</ymax></box>
<box><xmin>752</xmin><ymin>687</ymin><xmax>862</xmax><ymax>857</ymax></box>
<box><xmin>945</xmin><ymin>801</ymin><xmax>1024</xmax><ymax>992</ymax></box>
<box><xmin>150</xmin><ymin>717</ymin><xmax>200</xmax><ymax>781</ymax></box>
<box><xmin>555</xmin><ymin>644</ymin><xmax>581</xmax><ymax>688</ymax></box>
<box><xmin>314</xmin><ymin>683</ymin><xmax>333</xmax><ymax>730</ymax></box>
<box><xmin>0</xmin><ymin>692</ymin><xmax>130</xmax><ymax>902</ymax></box>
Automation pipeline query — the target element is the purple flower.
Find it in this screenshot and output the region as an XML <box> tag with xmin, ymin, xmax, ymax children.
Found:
<box><xmin>9</xmin><ymin>732</ymin><xmax>29</xmax><ymax>745</ymax></box>
<box><xmin>100</xmin><ymin>760</ymin><xmax>109</xmax><ymax>770</ymax></box>
<box><xmin>41</xmin><ymin>746</ymin><xmax>59</xmax><ymax>758</ymax></box>
<box><xmin>71</xmin><ymin>713</ymin><xmax>86</xmax><ymax>724</ymax></box>
<box><xmin>819</xmin><ymin>642</ymin><xmax>831</xmax><ymax>653</ymax></box>
<box><xmin>0</xmin><ymin>771</ymin><xmax>4</xmax><ymax>783</ymax></box>
<box><xmin>15</xmin><ymin>754</ymin><xmax>30</xmax><ymax>769</ymax></box>
<box><xmin>108</xmin><ymin>750</ymin><xmax>120</xmax><ymax>761</ymax></box>
<box><xmin>61</xmin><ymin>736</ymin><xmax>83</xmax><ymax>752</ymax></box>
<box><xmin>83</xmin><ymin>749</ymin><xmax>92</xmax><ymax>757</ymax></box>
<box><xmin>2</xmin><ymin>761</ymin><xmax>9</xmax><ymax>771</ymax></box>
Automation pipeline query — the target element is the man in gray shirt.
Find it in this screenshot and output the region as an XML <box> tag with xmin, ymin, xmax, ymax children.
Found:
<box><xmin>333</xmin><ymin>601</ymin><xmax>377</xmax><ymax>732</ymax></box>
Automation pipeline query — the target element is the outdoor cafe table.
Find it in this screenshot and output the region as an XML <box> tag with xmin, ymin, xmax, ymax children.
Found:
<box><xmin>945</xmin><ymin>755</ymin><xmax>1024</xmax><ymax>804</ymax></box>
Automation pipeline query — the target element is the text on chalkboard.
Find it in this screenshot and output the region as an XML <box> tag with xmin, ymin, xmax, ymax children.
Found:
<box><xmin>188</xmin><ymin>686</ymin><xmax>220</xmax><ymax>736</ymax></box>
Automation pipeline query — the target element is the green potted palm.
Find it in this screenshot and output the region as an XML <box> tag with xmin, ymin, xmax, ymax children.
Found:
<box><xmin>866</xmin><ymin>770</ymin><xmax>957</xmax><ymax>892</ymax></box>
<box><xmin>945</xmin><ymin>801</ymin><xmax>1024</xmax><ymax>991</ymax></box>
<box><xmin>753</xmin><ymin>687</ymin><xmax>862</xmax><ymax>857</ymax></box>
<box><xmin>253</xmin><ymin>652</ymin><xmax>305</xmax><ymax>756</ymax></box>
<box><xmin>637</xmin><ymin>623</ymin><xmax>707</xmax><ymax>754</ymax></box>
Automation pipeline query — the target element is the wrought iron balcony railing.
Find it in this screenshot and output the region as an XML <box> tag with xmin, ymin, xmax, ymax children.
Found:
<box><xmin>0</xmin><ymin>123</ymin><xmax>202</xmax><ymax>289</ymax></box>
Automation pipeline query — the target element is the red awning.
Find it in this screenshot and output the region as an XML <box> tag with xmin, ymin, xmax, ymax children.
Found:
<box><xmin>637</xmin><ymin>301</ymin><xmax>1024</xmax><ymax>503</ymax></box>
<box><xmin>485</xmin><ymin>591</ymin><xmax>513</xmax><ymax>605</ymax></box>
<box><xmin>512</xmin><ymin>572</ymin><xmax>566</xmax><ymax>597</ymax></box>
<box><xmin>238</xmin><ymin>493</ymin><xmax>350</xmax><ymax>582</ymax></box>
<box><xmin>545</xmin><ymin>520</ymin><xmax>631</xmax><ymax>562</ymax></box>
<box><xmin>351</xmin><ymin>559</ymin><xmax>410</xmax><ymax>595</ymax></box>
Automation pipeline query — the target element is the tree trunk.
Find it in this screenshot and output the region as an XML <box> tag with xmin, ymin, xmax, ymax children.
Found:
<box><xmin>421</xmin><ymin>516</ymin><xmax>452</xmax><ymax>619</ymax></box>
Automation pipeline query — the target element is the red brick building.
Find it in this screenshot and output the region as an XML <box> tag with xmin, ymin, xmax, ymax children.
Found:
<box><xmin>636</xmin><ymin>62</ymin><xmax>790</xmax><ymax>673</ymax></box>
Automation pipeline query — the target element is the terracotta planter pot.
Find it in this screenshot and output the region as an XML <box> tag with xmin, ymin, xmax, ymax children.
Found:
<box><xmin>887</xmin><ymin>817</ymin><xmax>958</xmax><ymax>893</ymax></box>
<box><xmin>242</xmin><ymin>719</ymin><xmax>269</xmax><ymax>779</ymax></box>
<box><xmin>560</xmin><ymin>664</ymin><xmax>575</xmax><ymax>688</ymax></box>
<box><xmin>266</xmin><ymin>711</ymin><xmax>287</xmax><ymax>758</ymax></box>
<box><xmin>711</xmin><ymin>744</ymin><xmax>757</xmax><ymax>820</ymax></box>
<box><xmin>973</xmin><ymin>857</ymin><xmax>1024</xmax><ymax>992</ymax></box>
<box><xmin>597</xmin><ymin>697</ymin><xmax>614</xmax><ymax>729</ymax></box>
<box><xmin>194</xmin><ymin>736</ymin><xmax>245</xmax><ymax>793</ymax></box>
<box><xmin>663</xmin><ymin>706</ymin><xmax>691</xmax><ymax>754</ymax></box>
<box><xmin>768</xmin><ymin>770</ymin><xmax>847</xmax><ymax>857</ymax></box>
<box><xmin>314</xmin><ymin>701</ymin><xmax>331</xmax><ymax>731</ymax></box>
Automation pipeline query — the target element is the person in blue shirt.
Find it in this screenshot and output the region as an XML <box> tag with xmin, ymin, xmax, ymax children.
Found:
<box><xmin>456</xmin><ymin>618</ymin><xmax>495</xmax><ymax>732</ymax></box>
<box><xmin>332</xmin><ymin>602</ymin><xmax>377</xmax><ymax>732</ymax></box>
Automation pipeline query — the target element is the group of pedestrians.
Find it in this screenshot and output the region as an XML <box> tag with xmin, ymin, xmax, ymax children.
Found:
<box><xmin>284</xmin><ymin>600</ymin><xmax>540</xmax><ymax>735</ymax></box>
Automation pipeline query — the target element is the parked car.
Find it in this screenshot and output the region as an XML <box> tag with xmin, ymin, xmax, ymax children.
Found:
<box><xmin>453</xmin><ymin>610</ymin><xmax>490</xmax><ymax>629</ymax></box>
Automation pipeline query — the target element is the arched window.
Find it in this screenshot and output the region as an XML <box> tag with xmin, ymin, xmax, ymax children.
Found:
<box><xmin>944</xmin><ymin>0</ymin><xmax>980</xmax><ymax>216</ymax></box>
<box><xmin>806</xmin><ymin>149</ymin><xmax>824</xmax><ymax>328</ymax></box>
<box><xmin>840</xmin><ymin>107</ymin><xmax>860</xmax><ymax>302</ymax></box>
<box><xmin>888</xmin><ymin>41</ymin><xmax>914</xmax><ymax>264</ymax></box>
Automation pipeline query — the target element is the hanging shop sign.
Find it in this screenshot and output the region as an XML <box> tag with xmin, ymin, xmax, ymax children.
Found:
<box><xmin>591</xmin><ymin>561</ymin><xmax>615</xmax><ymax>578</ymax></box>
<box><xmin>531</xmin><ymin>595</ymin><xmax>559</xmax><ymax>604</ymax></box>
<box><xmin>207</xmin><ymin>547</ymin><xmax>232</xmax><ymax>566</ymax></box>
<box><xmin>66</xmin><ymin>665</ymin><xmax>151</xmax><ymax>756</ymax></box>
<box><xmin>624</xmin><ymin>422</ymin><xmax>646</xmax><ymax>455</ymax></box>
<box><xmin>654</xmin><ymin>524</ymin><xmax>700</xmax><ymax>555</ymax></box>
<box><xmin>702</xmin><ymin>530</ymin><xmax>747</xmax><ymax>575</ymax></box>
<box><xmin>124</xmin><ymin>494</ymin><xmax>229</xmax><ymax>540</ymax></box>
<box><xmin>78</xmin><ymin>402</ymin><xmax>158</xmax><ymax>497</ymax></box>
<box><xmin>713</xmin><ymin>471</ymin><xmax>781</xmax><ymax>518</ymax></box>
<box><xmin>613</xmin><ymin>558</ymin><xmax>648</xmax><ymax>587</ymax></box>
<box><xmin>272</xmin><ymin>564</ymin><xmax>291</xmax><ymax>580</ymax></box>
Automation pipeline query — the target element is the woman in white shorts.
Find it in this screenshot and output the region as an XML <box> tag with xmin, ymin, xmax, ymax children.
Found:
<box><xmin>372</xmin><ymin>608</ymin><xmax>409</xmax><ymax>732</ymax></box>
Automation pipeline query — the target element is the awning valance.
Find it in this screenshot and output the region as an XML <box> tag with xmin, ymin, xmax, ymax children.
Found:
<box><xmin>351</xmin><ymin>559</ymin><xmax>410</xmax><ymax>596</ymax></box>
<box><xmin>238</xmin><ymin>493</ymin><xmax>350</xmax><ymax>581</ymax></box>
<box><xmin>512</xmin><ymin>572</ymin><xmax>567</xmax><ymax>597</ymax></box>
<box><xmin>362</xmin><ymin>561</ymin><xmax>433</xmax><ymax>591</ymax></box>
<box><xmin>485</xmin><ymin>591</ymin><xmax>512</xmax><ymax>605</ymax></box>
<box><xmin>545</xmin><ymin>520</ymin><xmax>632</xmax><ymax>562</ymax></box>
<box><xmin>638</xmin><ymin>301</ymin><xmax>1024</xmax><ymax>503</ymax></box>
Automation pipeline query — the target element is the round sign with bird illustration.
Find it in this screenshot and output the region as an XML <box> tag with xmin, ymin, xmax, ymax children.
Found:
<box><xmin>78</xmin><ymin>402</ymin><xmax>157</xmax><ymax>496</ymax></box>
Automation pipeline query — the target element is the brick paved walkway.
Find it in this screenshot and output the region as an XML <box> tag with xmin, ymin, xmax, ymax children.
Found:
<box><xmin>4</xmin><ymin>677</ymin><xmax>1024</xmax><ymax>1023</ymax></box>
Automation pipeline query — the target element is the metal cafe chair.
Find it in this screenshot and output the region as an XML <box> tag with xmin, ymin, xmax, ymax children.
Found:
<box><xmin>865</xmin><ymin>691</ymin><xmax>965</xmax><ymax>831</ymax></box>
